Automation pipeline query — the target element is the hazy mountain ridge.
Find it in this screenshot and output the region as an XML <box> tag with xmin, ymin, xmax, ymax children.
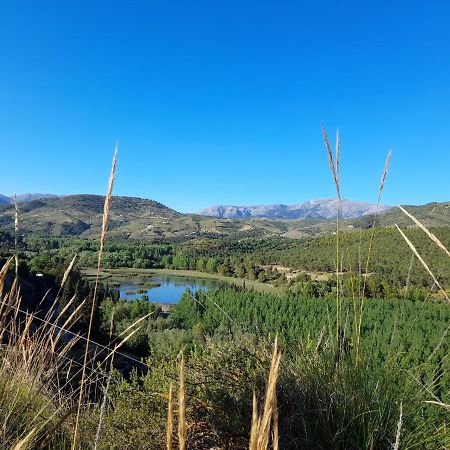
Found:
<box><xmin>199</xmin><ymin>199</ymin><xmax>392</xmax><ymax>220</ymax></box>
<box><xmin>0</xmin><ymin>193</ymin><xmax>59</xmax><ymax>204</ymax></box>
<box><xmin>0</xmin><ymin>195</ymin><xmax>11</xmax><ymax>205</ymax></box>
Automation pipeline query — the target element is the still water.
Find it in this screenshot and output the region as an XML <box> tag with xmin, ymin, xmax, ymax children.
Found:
<box><xmin>119</xmin><ymin>274</ymin><xmax>224</xmax><ymax>304</ymax></box>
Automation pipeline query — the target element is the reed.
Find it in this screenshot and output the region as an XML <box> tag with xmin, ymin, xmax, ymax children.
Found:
<box><xmin>321</xmin><ymin>124</ymin><xmax>342</xmax><ymax>347</ymax></box>
<box><xmin>14</xmin><ymin>194</ymin><xmax>19</xmax><ymax>279</ymax></box>
<box><xmin>178</xmin><ymin>355</ymin><xmax>186</xmax><ymax>450</ymax></box>
<box><xmin>356</xmin><ymin>150</ymin><xmax>392</xmax><ymax>360</ymax></box>
<box><xmin>393</xmin><ymin>401</ymin><xmax>403</xmax><ymax>450</ymax></box>
<box><xmin>166</xmin><ymin>383</ymin><xmax>174</xmax><ymax>450</ymax></box>
<box><xmin>72</xmin><ymin>144</ymin><xmax>117</xmax><ymax>449</ymax></box>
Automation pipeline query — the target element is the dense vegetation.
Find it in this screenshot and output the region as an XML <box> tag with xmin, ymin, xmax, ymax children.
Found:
<box><xmin>12</xmin><ymin>225</ymin><xmax>450</xmax><ymax>301</ymax></box>
<box><xmin>0</xmin><ymin>217</ymin><xmax>449</xmax><ymax>448</ymax></box>
<box><xmin>86</xmin><ymin>289</ymin><xmax>449</xmax><ymax>449</ymax></box>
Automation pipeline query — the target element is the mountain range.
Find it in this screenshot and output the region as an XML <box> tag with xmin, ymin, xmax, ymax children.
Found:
<box><xmin>199</xmin><ymin>199</ymin><xmax>392</xmax><ymax>220</ymax></box>
<box><xmin>0</xmin><ymin>194</ymin><xmax>448</xmax><ymax>241</ymax></box>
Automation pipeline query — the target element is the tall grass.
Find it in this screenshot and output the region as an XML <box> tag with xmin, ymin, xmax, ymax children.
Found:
<box><xmin>72</xmin><ymin>145</ymin><xmax>117</xmax><ymax>448</ymax></box>
<box><xmin>0</xmin><ymin>254</ymin><xmax>82</xmax><ymax>447</ymax></box>
<box><xmin>322</xmin><ymin>126</ymin><xmax>393</xmax><ymax>361</ymax></box>
<box><xmin>321</xmin><ymin>125</ymin><xmax>342</xmax><ymax>347</ymax></box>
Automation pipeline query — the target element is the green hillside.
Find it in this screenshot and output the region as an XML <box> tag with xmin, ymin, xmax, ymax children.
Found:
<box><xmin>352</xmin><ymin>201</ymin><xmax>450</xmax><ymax>228</ymax></box>
<box><xmin>0</xmin><ymin>194</ymin><xmax>338</xmax><ymax>240</ymax></box>
<box><xmin>3</xmin><ymin>195</ymin><xmax>449</xmax><ymax>243</ymax></box>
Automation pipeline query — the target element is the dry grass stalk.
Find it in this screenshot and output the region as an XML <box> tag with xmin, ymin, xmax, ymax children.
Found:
<box><xmin>377</xmin><ymin>150</ymin><xmax>391</xmax><ymax>205</ymax></box>
<box><xmin>0</xmin><ymin>256</ymin><xmax>13</xmax><ymax>297</ymax></box>
<box><xmin>423</xmin><ymin>400</ymin><xmax>450</xmax><ymax>411</ymax></box>
<box><xmin>249</xmin><ymin>338</ymin><xmax>281</xmax><ymax>450</ymax></box>
<box><xmin>356</xmin><ymin>150</ymin><xmax>392</xmax><ymax>361</ymax></box>
<box><xmin>178</xmin><ymin>355</ymin><xmax>186</xmax><ymax>450</ymax></box>
<box><xmin>249</xmin><ymin>391</ymin><xmax>259</xmax><ymax>450</ymax></box>
<box><xmin>335</xmin><ymin>128</ymin><xmax>340</xmax><ymax>187</ymax></box>
<box><xmin>14</xmin><ymin>194</ymin><xmax>19</xmax><ymax>279</ymax></box>
<box><xmin>166</xmin><ymin>383</ymin><xmax>174</xmax><ymax>450</ymax></box>
<box><xmin>60</xmin><ymin>254</ymin><xmax>78</xmax><ymax>290</ymax></box>
<box><xmin>72</xmin><ymin>144</ymin><xmax>117</xmax><ymax>449</ymax></box>
<box><xmin>322</xmin><ymin>124</ymin><xmax>342</xmax><ymax>347</ymax></box>
<box><xmin>100</xmin><ymin>325</ymin><xmax>142</xmax><ymax>363</ymax></box>
<box><xmin>397</xmin><ymin>205</ymin><xmax>450</xmax><ymax>257</ymax></box>
<box><xmin>395</xmin><ymin>224</ymin><xmax>449</xmax><ymax>302</ymax></box>
<box><xmin>113</xmin><ymin>312</ymin><xmax>153</xmax><ymax>342</ymax></box>
<box><xmin>272</xmin><ymin>391</ymin><xmax>279</xmax><ymax>450</ymax></box>
<box><xmin>321</xmin><ymin>124</ymin><xmax>341</xmax><ymax>200</ymax></box>
<box><xmin>393</xmin><ymin>401</ymin><xmax>403</xmax><ymax>450</ymax></box>
<box><xmin>11</xmin><ymin>427</ymin><xmax>37</xmax><ymax>450</ymax></box>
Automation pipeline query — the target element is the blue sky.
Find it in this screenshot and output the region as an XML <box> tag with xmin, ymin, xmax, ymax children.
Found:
<box><xmin>0</xmin><ymin>1</ymin><xmax>449</xmax><ymax>212</ymax></box>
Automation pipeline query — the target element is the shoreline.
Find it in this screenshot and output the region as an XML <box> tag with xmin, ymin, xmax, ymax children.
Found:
<box><xmin>80</xmin><ymin>267</ymin><xmax>279</xmax><ymax>294</ymax></box>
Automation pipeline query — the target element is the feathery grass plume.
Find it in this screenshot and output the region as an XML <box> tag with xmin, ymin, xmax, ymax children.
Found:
<box><xmin>112</xmin><ymin>311</ymin><xmax>153</xmax><ymax>342</ymax></box>
<box><xmin>72</xmin><ymin>144</ymin><xmax>117</xmax><ymax>449</ymax></box>
<box><xmin>322</xmin><ymin>124</ymin><xmax>342</xmax><ymax>347</ymax></box>
<box><xmin>166</xmin><ymin>383</ymin><xmax>174</xmax><ymax>450</ymax></box>
<box><xmin>335</xmin><ymin>128</ymin><xmax>340</xmax><ymax>187</ymax></box>
<box><xmin>100</xmin><ymin>325</ymin><xmax>142</xmax><ymax>363</ymax></box>
<box><xmin>377</xmin><ymin>150</ymin><xmax>391</xmax><ymax>205</ymax></box>
<box><xmin>356</xmin><ymin>150</ymin><xmax>392</xmax><ymax>361</ymax></box>
<box><xmin>257</xmin><ymin>338</ymin><xmax>281</xmax><ymax>449</ymax></box>
<box><xmin>272</xmin><ymin>390</ymin><xmax>279</xmax><ymax>450</ymax></box>
<box><xmin>248</xmin><ymin>338</ymin><xmax>281</xmax><ymax>450</ymax></box>
<box><xmin>395</xmin><ymin>224</ymin><xmax>449</xmax><ymax>302</ymax></box>
<box><xmin>60</xmin><ymin>254</ymin><xmax>78</xmax><ymax>291</ymax></box>
<box><xmin>321</xmin><ymin>124</ymin><xmax>341</xmax><ymax>200</ymax></box>
<box><xmin>178</xmin><ymin>355</ymin><xmax>186</xmax><ymax>450</ymax></box>
<box><xmin>393</xmin><ymin>401</ymin><xmax>403</xmax><ymax>450</ymax></box>
<box><xmin>0</xmin><ymin>256</ymin><xmax>13</xmax><ymax>297</ymax></box>
<box><xmin>398</xmin><ymin>205</ymin><xmax>450</xmax><ymax>257</ymax></box>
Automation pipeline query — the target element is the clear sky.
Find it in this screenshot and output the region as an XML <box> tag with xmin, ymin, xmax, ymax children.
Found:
<box><xmin>1</xmin><ymin>1</ymin><xmax>449</xmax><ymax>212</ymax></box>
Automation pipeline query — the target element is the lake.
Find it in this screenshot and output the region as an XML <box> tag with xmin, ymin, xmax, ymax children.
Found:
<box><xmin>119</xmin><ymin>274</ymin><xmax>225</xmax><ymax>304</ymax></box>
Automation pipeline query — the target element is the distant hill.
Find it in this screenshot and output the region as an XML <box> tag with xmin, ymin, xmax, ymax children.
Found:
<box><xmin>0</xmin><ymin>194</ymin><xmax>447</xmax><ymax>242</ymax></box>
<box><xmin>0</xmin><ymin>195</ymin><xmax>12</xmax><ymax>205</ymax></box>
<box><xmin>0</xmin><ymin>193</ymin><xmax>59</xmax><ymax>204</ymax></box>
<box><xmin>15</xmin><ymin>193</ymin><xmax>60</xmax><ymax>203</ymax></box>
<box><xmin>199</xmin><ymin>199</ymin><xmax>392</xmax><ymax>220</ymax></box>
<box><xmin>0</xmin><ymin>194</ymin><xmax>182</xmax><ymax>239</ymax></box>
<box><xmin>352</xmin><ymin>201</ymin><xmax>450</xmax><ymax>228</ymax></box>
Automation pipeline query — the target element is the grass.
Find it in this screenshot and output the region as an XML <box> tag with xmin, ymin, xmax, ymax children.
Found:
<box><xmin>0</xmin><ymin>257</ymin><xmax>80</xmax><ymax>448</ymax></box>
